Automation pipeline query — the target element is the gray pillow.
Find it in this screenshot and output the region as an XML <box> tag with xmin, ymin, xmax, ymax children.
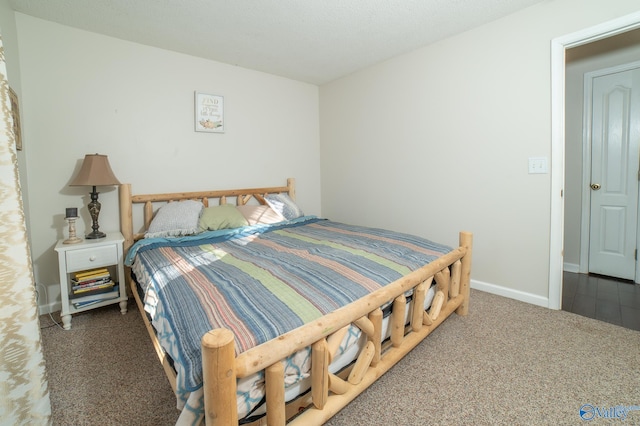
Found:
<box><xmin>145</xmin><ymin>200</ymin><xmax>203</xmax><ymax>238</ymax></box>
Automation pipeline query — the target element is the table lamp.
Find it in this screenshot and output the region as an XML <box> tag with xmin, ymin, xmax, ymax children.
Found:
<box><xmin>69</xmin><ymin>154</ymin><xmax>120</xmax><ymax>239</ymax></box>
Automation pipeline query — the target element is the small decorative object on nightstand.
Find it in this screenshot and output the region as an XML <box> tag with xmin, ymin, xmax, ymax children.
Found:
<box><xmin>63</xmin><ymin>207</ymin><xmax>82</xmax><ymax>245</ymax></box>
<box><xmin>54</xmin><ymin>232</ymin><xmax>127</xmax><ymax>330</ymax></box>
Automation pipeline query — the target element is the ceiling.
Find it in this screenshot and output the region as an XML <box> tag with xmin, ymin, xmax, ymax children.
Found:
<box><xmin>9</xmin><ymin>0</ymin><xmax>544</xmax><ymax>85</ymax></box>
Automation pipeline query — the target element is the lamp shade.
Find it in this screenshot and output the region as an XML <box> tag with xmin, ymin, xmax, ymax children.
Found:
<box><xmin>69</xmin><ymin>154</ymin><xmax>120</xmax><ymax>186</ymax></box>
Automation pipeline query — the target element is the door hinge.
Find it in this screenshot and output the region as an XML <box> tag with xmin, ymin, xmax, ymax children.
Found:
<box><xmin>636</xmin><ymin>249</ymin><xmax>638</xmax><ymax>261</ymax></box>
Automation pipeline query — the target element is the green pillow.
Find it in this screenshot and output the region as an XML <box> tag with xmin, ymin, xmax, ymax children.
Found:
<box><xmin>199</xmin><ymin>205</ymin><xmax>248</xmax><ymax>231</ymax></box>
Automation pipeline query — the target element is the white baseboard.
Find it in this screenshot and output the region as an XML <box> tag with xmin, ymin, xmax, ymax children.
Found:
<box><xmin>470</xmin><ymin>279</ymin><xmax>550</xmax><ymax>309</ymax></box>
<box><xmin>563</xmin><ymin>262</ymin><xmax>580</xmax><ymax>273</ymax></box>
<box><xmin>35</xmin><ymin>283</ymin><xmax>61</xmax><ymax>315</ymax></box>
<box><xmin>38</xmin><ymin>301</ymin><xmax>60</xmax><ymax>316</ymax></box>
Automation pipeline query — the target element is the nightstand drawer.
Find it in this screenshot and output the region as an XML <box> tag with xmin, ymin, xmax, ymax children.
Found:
<box><xmin>66</xmin><ymin>244</ymin><xmax>117</xmax><ymax>272</ymax></box>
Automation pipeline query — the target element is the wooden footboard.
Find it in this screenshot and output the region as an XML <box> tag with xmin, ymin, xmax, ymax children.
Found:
<box><xmin>202</xmin><ymin>231</ymin><xmax>472</xmax><ymax>425</ymax></box>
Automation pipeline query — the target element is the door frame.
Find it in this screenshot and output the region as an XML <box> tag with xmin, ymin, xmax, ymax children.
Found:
<box><xmin>549</xmin><ymin>11</ymin><xmax>640</xmax><ymax>310</ymax></box>
<box><xmin>579</xmin><ymin>60</ymin><xmax>640</xmax><ymax>277</ymax></box>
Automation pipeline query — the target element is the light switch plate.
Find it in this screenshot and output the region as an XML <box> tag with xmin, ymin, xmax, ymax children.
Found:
<box><xmin>528</xmin><ymin>157</ymin><xmax>548</xmax><ymax>174</ymax></box>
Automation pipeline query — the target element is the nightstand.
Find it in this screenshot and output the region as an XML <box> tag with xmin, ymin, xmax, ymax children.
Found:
<box><xmin>54</xmin><ymin>232</ymin><xmax>127</xmax><ymax>330</ymax></box>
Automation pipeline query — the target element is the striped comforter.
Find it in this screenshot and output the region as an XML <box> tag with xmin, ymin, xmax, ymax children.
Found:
<box><xmin>128</xmin><ymin>217</ymin><xmax>452</xmax><ymax>421</ymax></box>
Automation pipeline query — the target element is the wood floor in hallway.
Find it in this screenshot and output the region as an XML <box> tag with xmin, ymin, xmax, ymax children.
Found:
<box><xmin>562</xmin><ymin>271</ymin><xmax>640</xmax><ymax>331</ymax></box>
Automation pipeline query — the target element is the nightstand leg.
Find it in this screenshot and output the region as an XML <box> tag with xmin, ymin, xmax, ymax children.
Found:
<box><xmin>119</xmin><ymin>300</ymin><xmax>128</xmax><ymax>314</ymax></box>
<box><xmin>61</xmin><ymin>313</ymin><xmax>71</xmax><ymax>330</ymax></box>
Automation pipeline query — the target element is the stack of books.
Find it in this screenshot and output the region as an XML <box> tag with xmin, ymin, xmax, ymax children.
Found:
<box><xmin>70</xmin><ymin>267</ymin><xmax>119</xmax><ymax>308</ymax></box>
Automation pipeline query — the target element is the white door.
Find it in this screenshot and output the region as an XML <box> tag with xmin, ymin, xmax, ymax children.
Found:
<box><xmin>588</xmin><ymin>66</ymin><xmax>640</xmax><ymax>280</ymax></box>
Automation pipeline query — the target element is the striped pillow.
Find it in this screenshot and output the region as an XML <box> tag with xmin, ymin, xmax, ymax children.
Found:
<box><xmin>264</xmin><ymin>193</ymin><xmax>304</xmax><ymax>220</ymax></box>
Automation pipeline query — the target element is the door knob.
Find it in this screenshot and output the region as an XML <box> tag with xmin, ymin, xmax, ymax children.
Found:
<box><xmin>590</xmin><ymin>183</ymin><xmax>601</xmax><ymax>190</ymax></box>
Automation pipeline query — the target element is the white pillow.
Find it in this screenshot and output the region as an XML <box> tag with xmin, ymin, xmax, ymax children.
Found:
<box><xmin>264</xmin><ymin>193</ymin><xmax>304</xmax><ymax>220</ymax></box>
<box><xmin>145</xmin><ymin>200</ymin><xmax>203</xmax><ymax>238</ymax></box>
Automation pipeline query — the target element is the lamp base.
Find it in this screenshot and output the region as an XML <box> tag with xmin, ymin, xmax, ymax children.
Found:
<box><xmin>86</xmin><ymin>230</ymin><xmax>106</xmax><ymax>239</ymax></box>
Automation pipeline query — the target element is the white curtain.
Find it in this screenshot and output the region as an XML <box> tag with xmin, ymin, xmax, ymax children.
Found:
<box><xmin>0</xmin><ymin>36</ymin><xmax>51</xmax><ymax>424</ymax></box>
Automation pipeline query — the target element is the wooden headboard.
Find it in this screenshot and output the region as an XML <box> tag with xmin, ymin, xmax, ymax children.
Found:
<box><xmin>119</xmin><ymin>177</ymin><xmax>295</xmax><ymax>256</ymax></box>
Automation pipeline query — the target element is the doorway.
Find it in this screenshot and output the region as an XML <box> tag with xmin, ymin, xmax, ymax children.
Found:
<box><xmin>549</xmin><ymin>11</ymin><xmax>640</xmax><ymax>310</ymax></box>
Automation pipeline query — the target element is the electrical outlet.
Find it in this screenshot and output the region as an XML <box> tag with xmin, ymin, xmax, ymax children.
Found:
<box><xmin>528</xmin><ymin>157</ymin><xmax>548</xmax><ymax>174</ymax></box>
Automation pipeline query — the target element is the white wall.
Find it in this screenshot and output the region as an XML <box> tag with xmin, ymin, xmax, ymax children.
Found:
<box><xmin>15</xmin><ymin>14</ymin><xmax>321</xmax><ymax>312</ymax></box>
<box><xmin>0</xmin><ymin>1</ymin><xmax>19</xmax><ymax>103</ymax></box>
<box><xmin>563</xmin><ymin>29</ymin><xmax>640</xmax><ymax>270</ymax></box>
<box><xmin>320</xmin><ymin>0</ymin><xmax>640</xmax><ymax>306</ymax></box>
<box><xmin>0</xmin><ymin>0</ymin><xmax>31</xmax><ymax>239</ymax></box>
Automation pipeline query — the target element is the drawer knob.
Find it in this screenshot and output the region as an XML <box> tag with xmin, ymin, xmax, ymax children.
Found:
<box><xmin>89</xmin><ymin>256</ymin><xmax>96</xmax><ymax>261</ymax></box>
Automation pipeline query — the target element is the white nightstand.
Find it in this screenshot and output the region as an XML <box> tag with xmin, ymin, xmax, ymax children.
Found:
<box><xmin>54</xmin><ymin>232</ymin><xmax>127</xmax><ymax>330</ymax></box>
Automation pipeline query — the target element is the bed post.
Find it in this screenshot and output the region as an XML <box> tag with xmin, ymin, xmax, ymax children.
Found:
<box><xmin>202</xmin><ymin>329</ymin><xmax>238</xmax><ymax>425</ymax></box>
<box><xmin>287</xmin><ymin>177</ymin><xmax>296</xmax><ymax>200</ymax></box>
<box><xmin>456</xmin><ymin>231</ymin><xmax>473</xmax><ymax>316</ymax></box>
<box><xmin>119</xmin><ymin>184</ymin><xmax>134</xmax><ymax>255</ymax></box>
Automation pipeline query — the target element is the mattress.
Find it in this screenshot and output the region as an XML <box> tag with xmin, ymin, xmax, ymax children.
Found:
<box><xmin>126</xmin><ymin>217</ymin><xmax>452</xmax><ymax>424</ymax></box>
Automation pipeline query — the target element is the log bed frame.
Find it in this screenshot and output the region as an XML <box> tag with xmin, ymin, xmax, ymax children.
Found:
<box><xmin>119</xmin><ymin>178</ymin><xmax>473</xmax><ymax>425</ymax></box>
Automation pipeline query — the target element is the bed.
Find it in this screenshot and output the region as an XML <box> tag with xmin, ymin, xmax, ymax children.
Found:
<box><xmin>119</xmin><ymin>178</ymin><xmax>472</xmax><ymax>425</ymax></box>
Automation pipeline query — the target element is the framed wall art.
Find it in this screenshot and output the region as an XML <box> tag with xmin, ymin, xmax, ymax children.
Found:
<box><xmin>8</xmin><ymin>87</ymin><xmax>22</xmax><ymax>150</ymax></box>
<box><xmin>195</xmin><ymin>92</ymin><xmax>224</xmax><ymax>133</ymax></box>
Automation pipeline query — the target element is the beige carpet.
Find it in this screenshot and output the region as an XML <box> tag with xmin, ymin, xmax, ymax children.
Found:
<box><xmin>40</xmin><ymin>289</ymin><xmax>640</xmax><ymax>425</ymax></box>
